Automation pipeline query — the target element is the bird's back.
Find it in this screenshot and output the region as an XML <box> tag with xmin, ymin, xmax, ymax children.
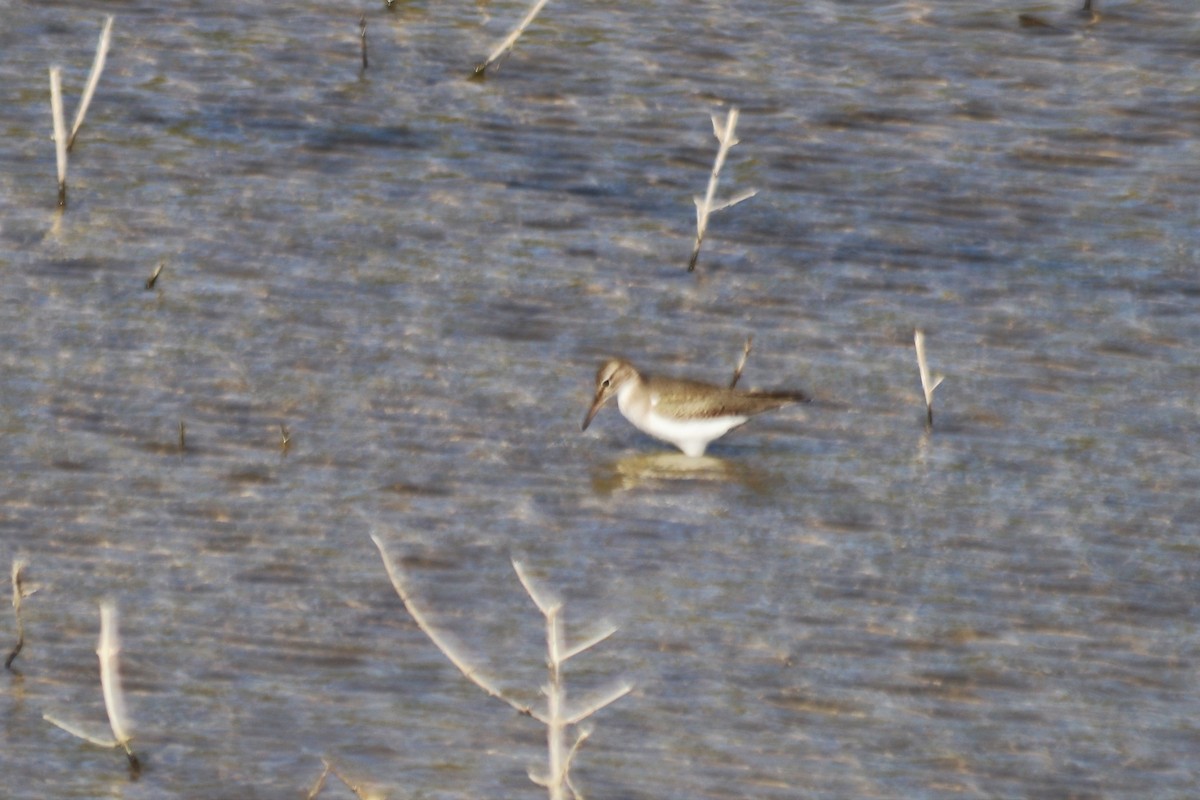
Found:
<box><xmin>643</xmin><ymin>374</ymin><xmax>808</xmax><ymax>420</ymax></box>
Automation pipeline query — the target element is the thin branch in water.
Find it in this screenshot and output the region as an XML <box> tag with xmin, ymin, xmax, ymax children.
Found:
<box><xmin>44</xmin><ymin>714</ymin><xmax>118</xmax><ymax>747</ymax></box>
<box><xmin>279</xmin><ymin>423</ymin><xmax>292</xmax><ymax>454</ymax></box>
<box><xmin>67</xmin><ymin>15</ymin><xmax>115</xmax><ymax>152</ymax></box>
<box><xmin>729</xmin><ymin>335</ymin><xmax>754</xmax><ymax>388</ymax></box>
<box><xmin>370</xmin><ymin>534</ymin><xmax>539</xmax><ymax>720</ymax></box>
<box><xmin>688</xmin><ymin>107</ymin><xmax>757</xmax><ymax>271</ymax></box>
<box><xmin>306</xmin><ymin>760</ymin><xmax>332</xmax><ymax>799</ymax></box>
<box><xmin>6</xmin><ymin>559</ymin><xmax>36</xmax><ymax>670</ymax></box>
<box><xmin>512</xmin><ymin>558</ymin><xmax>557</xmax><ymax>617</ymax></box>
<box><xmin>560</xmin><ymin>622</ymin><xmax>618</xmax><ymax>663</ymax></box>
<box><xmin>145</xmin><ymin>262</ymin><xmax>164</xmax><ymax>290</ymax></box>
<box><xmin>308</xmin><ymin>758</ymin><xmax>382</xmax><ymax>800</ymax></box>
<box><xmin>43</xmin><ymin>601</ymin><xmax>140</xmax><ymax>777</ymax></box>
<box><xmin>914</xmin><ymin>329</ymin><xmax>944</xmax><ymax>430</ymax></box>
<box><xmin>179</xmin><ymin>419</ymin><xmax>186</xmax><ymax>452</ymax></box>
<box><xmin>564</xmin><ymin>681</ymin><xmax>633</xmax><ymax>726</ymax></box>
<box><xmin>561</xmin><ymin>726</ymin><xmax>592</xmax><ymax>799</ymax></box>
<box><xmin>359</xmin><ymin>15</ymin><xmax>369</xmax><ymax>71</ymax></box>
<box><xmin>98</xmin><ymin>602</ymin><xmax>140</xmax><ymax>776</ymax></box>
<box><xmin>49</xmin><ymin>67</ymin><xmax>68</xmax><ymax>207</ymax></box>
<box><xmin>473</xmin><ymin>0</ymin><xmax>553</xmax><ymax>77</ymax></box>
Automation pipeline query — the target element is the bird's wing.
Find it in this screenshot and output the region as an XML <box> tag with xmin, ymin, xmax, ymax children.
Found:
<box><xmin>647</xmin><ymin>376</ymin><xmax>799</xmax><ymax>419</ymax></box>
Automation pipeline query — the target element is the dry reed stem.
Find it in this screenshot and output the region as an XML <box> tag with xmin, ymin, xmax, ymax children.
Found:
<box><xmin>98</xmin><ymin>602</ymin><xmax>139</xmax><ymax>773</ymax></box>
<box><xmin>306</xmin><ymin>761</ymin><xmax>332</xmax><ymax>799</ymax></box>
<box><xmin>370</xmin><ymin>534</ymin><xmax>539</xmax><ymax>719</ymax></box>
<box><xmin>914</xmin><ymin>329</ymin><xmax>944</xmax><ymax>429</ymax></box>
<box><xmin>49</xmin><ymin>67</ymin><xmax>68</xmax><ymax>206</ymax></box>
<box><xmin>67</xmin><ymin>15</ymin><xmax>114</xmax><ymax>152</ymax></box>
<box><xmin>43</xmin><ymin>601</ymin><xmax>139</xmax><ymax>776</ymax></box>
<box><xmin>475</xmin><ymin>0</ymin><xmax>553</xmax><ymax>75</ymax></box>
<box><xmin>729</xmin><ymin>335</ymin><xmax>754</xmax><ymax>388</ymax></box>
<box><xmin>359</xmin><ymin>15</ymin><xmax>369</xmax><ymax>70</ymax></box>
<box><xmin>6</xmin><ymin>559</ymin><xmax>33</xmax><ymax>669</ymax></box>
<box><xmin>145</xmin><ymin>262</ymin><xmax>164</xmax><ymax>290</ymax></box>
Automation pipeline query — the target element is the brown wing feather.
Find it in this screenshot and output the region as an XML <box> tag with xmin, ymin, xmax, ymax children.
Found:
<box><xmin>645</xmin><ymin>375</ymin><xmax>808</xmax><ymax>420</ymax></box>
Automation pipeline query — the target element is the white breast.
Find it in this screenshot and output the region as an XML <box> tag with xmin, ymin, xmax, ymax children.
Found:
<box><xmin>635</xmin><ymin>409</ymin><xmax>748</xmax><ymax>457</ymax></box>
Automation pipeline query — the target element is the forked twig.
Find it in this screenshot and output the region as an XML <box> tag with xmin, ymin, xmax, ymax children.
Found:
<box><xmin>48</xmin><ymin>16</ymin><xmax>115</xmax><ymax>206</ymax></box>
<box><xmin>44</xmin><ymin>601</ymin><xmax>140</xmax><ymax>777</ymax></box>
<box><xmin>688</xmin><ymin>107</ymin><xmax>757</xmax><ymax>272</ymax></box>
<box><xmin>518</xmin><ymin>560</ymin><xmax>630</xmax><ymax>800</ymax></box>
<box><xmin>372</xmin><ymin>534</ymin><xmax>630</xmax><ymax>800</ymax></box>
<box><xmin>474</xmin><ymin>0</ymin><xmax>553</xmax><ymax>76</ymax></box>
<box><xmin>914</xmin><ymin>329</ymin><xmax>944</xmax><ymax>430</ymax></box>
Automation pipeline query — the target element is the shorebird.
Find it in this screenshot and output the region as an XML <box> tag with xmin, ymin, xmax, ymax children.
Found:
<box><xmin>581</xmin><ymin>358</ymin><xmax>808</xmax><ymax>457</ymax></box>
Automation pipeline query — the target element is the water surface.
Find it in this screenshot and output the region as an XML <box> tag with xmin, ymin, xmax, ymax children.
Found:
<box><xmin>2</xmin><ymin>1</ymin><xmax>1199</xmax><ymax>798</ymax></box>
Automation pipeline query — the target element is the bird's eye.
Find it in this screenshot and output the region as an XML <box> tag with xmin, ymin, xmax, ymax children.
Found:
<box><xmin>601</xmin><ymin>379</ymin><xmax>610</xmax><ymax>387</ymax></box>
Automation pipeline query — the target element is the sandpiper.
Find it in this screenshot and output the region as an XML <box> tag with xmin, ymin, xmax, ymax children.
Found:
<box><xmin>581</xmin><ymin>358</ymin><xmax>809</xmax><ymax>457</ymax></box>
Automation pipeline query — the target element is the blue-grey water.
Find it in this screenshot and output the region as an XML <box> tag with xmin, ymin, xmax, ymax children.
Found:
<box><xmin>2</xmin><ymin>1</ymin><xmax>1199</xmax><ymax>798</ymax></box>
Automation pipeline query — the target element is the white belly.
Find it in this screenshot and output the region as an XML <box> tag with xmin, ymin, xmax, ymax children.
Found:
<box><xmin>623</xmin><ymin>405</ymin><xmax>747</xmax><ymax>457</ymax></box>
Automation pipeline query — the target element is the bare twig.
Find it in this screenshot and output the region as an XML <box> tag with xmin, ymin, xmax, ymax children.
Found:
<box><xmin>513</xmin><ymin>559</ymin><xmax>631</xmax><ymax>800</ymax></box>
<box><xmin>306</xmin><ymin>760</ymin><xmax>332</xmax><ymax>799</ymax></box>
<box><xmin>561</xmin><ymin>622</ymin><xmax>618</xmax><ymax>663</ymax></box>
<box><xmin>145</xmin><ymin>262</ymin><xmax>164</xmax><ymax>290</ymax></box>
<box><xmin>359</xmin><ymin>15</ymin><xmax>369</xmax><ymax>71</ymax></box>
<box><xmin>564</xmin><ymin>683</ymin><xmax>632</xmax><ymax>726</ymax></box>
<box><xmin>370</xmin><ymin>534</ymin><xmax>539</xmax><ymax>720</ymax></box>
<box><xmin>914</xmin><ymin>329</ymin><xmax>944</xmax><ymax>430</ymax></box>
<box><xmin>561</xmin><ymin>727</ymin><xmax>591</xmax><ymax>799</ymax></box>
<box><xmin>512</xmin><ymin>558</ymin><xmax>556</xmax><ymax>616</ymax></box>
<box><xmin>67</xmin><ymin>15</ymin><xmax>115</xmax><ymax>152</ymax></box>
<box><xmin>49</xmin><ymin>67</ymin><xmax>68</xmax><ymax>206</ymax></box>
<box><xmin>98</xmin><ymin>602</ymin><xmax>140</xmax><ymax>774</ymax></box>
<box><xmin>729</xmin><ymin>335</ymin><xmax>754</xmax><ymax>388</ymax></box>
<box><xmin>44</xmin><ymin>714</ymin><xmax>118</xmax><ymax>747</ymax></box>
<box><xmin>44</xmin><ymin>601</ymin><xmax>140</xmax><ymax>777</ymax></box>
<box><xmin>688</xmin><ymin>107</ymin><xmax>757</xmax><ymax>271</ymax></box>
<box><xmin>6</xmin><ymin>559</ymin><xmax>35</xmax><ymax>670</ymax></box>
<box><xmin>280</xmin><ymin>423</ymin><xmax>292</xmax><ymax>454</ymax></box>
<box><xmin>474</xmin><ymin>0</ymin><xmax>553</xmax><ymax>76</ymax></box>
<box><xmin>179</xmin><ymin>419</ymin><xmax>186</xmax><ymax>451</ymax></box>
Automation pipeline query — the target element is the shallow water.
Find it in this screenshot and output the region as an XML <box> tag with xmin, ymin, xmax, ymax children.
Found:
<box><xmin>2</xmin><ymin>1</ymin><xmax>1200</xmax><ymax>798</ymax></box>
